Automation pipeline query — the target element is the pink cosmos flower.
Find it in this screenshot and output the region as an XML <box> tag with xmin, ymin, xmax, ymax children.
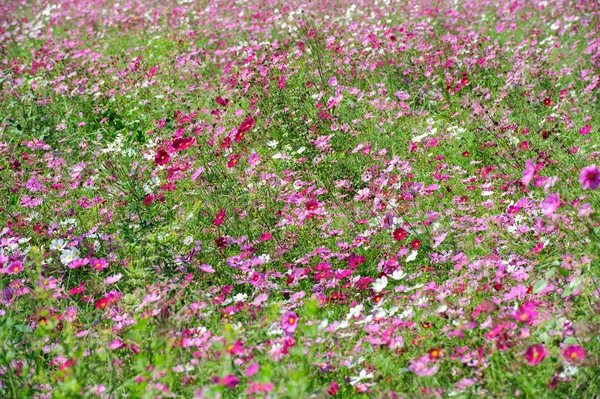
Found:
<box><xmin>109</xmin><ymin>339</ymin><xmax>124</xmax><ymax>350</ymax></box>
<box><xmin>91</xmin><ymin>258</ymin><xmax>108</xmax><ymax>271</ymax></box>
<box><xmin>521</xmin><ymin>159</ymin><xmax>536</xmax><ymax>186</ymax></box>
<box><xmin>562</xmin><ymin>345</ymin><xmax>585</xmax><ymax>364</ymax></box>
<box><xmin>248</xmin><ymin>153</ymin><xmax>260</xmax><ymax>166</ymax></box>
<box><xmin>540</xmin><ymin>193</ymin><xmax>560</xmax><ymax>217</ymax></box>
<box><xmin>8</xmin><ymin>261</ymin><xmax>23</xmax><ymax>274</ymax></box>
<box><xmin>525</xmin><ymin>344</ymin><xmax>548</xmax><ymax>366</ymax></box>
<box><xmin>104</xmin><ymin>274</ymin><xmax>122</xmax><ymax>285</ymax></box>
<box><xmin>281</xmin><ymin>311</ymin><xmax>298</xmax><ymax>335</ymax></box>
<box><xmin>579</xmin><ymin>165</ymin><xmax>600</xmax><ymax>190</ymax></box>
<box><xmin>409</xmin><ymin>356</ymin><xmax>439</xmax><ymax>376</ymax></box>
<box><xmin>68</xmin><ymin>258</ymin><xmax>89</xmax><ymax>269</ymax></box>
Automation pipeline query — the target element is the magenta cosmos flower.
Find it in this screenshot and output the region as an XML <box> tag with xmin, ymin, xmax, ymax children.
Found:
<box><xmin>525</xmin><ymin>344</ymin><xmax>548</xmax><ymax>366</ymax></box>
<box><xmin>579</xmin><ymin>165</ymin><xmax>600</xmax><ymax>190</ymax></box>
<box><xmin>562</xmin><ymin>345</ymin><xmax>585</xmax><ymax>364</ymax></box>
<box><xmin>281</xmin><ymin>311</ymin><xmax>298</xmax><ymax>334</ymax></box>
<box><xmin>513</xmin><ymin>302</ymin><xmax>538</xmax><ymax>325</ymax></box>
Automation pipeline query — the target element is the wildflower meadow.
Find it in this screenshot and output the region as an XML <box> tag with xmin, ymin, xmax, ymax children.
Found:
<box><xmin>2</xmin><ymin>0</ymin><xmax>600</xmax><ymax>397</ymax></box>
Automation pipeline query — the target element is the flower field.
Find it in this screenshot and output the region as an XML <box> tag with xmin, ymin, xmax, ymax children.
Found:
<box><xmin>1</xmin><ymin>0</ymin><xmax>600</xmax><ymax>397</ymax></box>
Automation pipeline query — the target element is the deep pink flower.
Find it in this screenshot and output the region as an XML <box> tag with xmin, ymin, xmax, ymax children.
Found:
<box><xmin>393</xmin><ymin>227</ymin><xmax>407</xmax><ymax>241</ymax></box>
<box><xmin>579</xmin><ymin>165</ymin><xmax>600</xmax><ymax>190</ymax></box>
<box><xmin>579</xmin><ymin>124</ymin><xmax>591</xmax><ymax>136</ymax></box>
<box><xmin>215</xmin><ymin>96</ymin><xmax>229</xmax><ymax>107</ymax></box>
<box><xmin>244</xmin><ymin>362</ymin><xmax>259</xmax><ymax>377</ymax></box>
<box><xmin>525</xmin><ymin>344</ymin><xmax>548</xmax><ymax>366</ymax></box>
<box><xmin>154</xmin><ymin>149</ymin><xmax>170</xmax><ymax>165</ymax></box>
<box><xmin>235</xmin><ymin>116</ymin><xmax>255</xmax><ymax>141</ymax></box>
<box><xmin>172</xmin><ymin>137</ymin><xmax>194</xmax><ymax>151</ymax></box>
<box><xmin>213</xmin><ymin>209</ymin><xmax>226</xmax><ymax>226</ymax></box>
<box><xmin>143</xmin><ymin>194</ymin><xmax>155</xmax><ymax>205</ymax></box>
<box><xmin>227</xmin><ymin>154</ymin><xmax>240</xmax><ymax>168</ymax></box>
<box><xmin>513</xmin><ymin>302</ymin><xmax>538</xmax><ymax>324</ymax></box>
<box><xmin>563</xmin><ymin>345</ymin><xmax>585</xmax><ymax>363</ymax></box>
<box><xmin>221</xmin><ymin>374</ymin><xmax>239</xmax><ymax>389</ymax></box>
<box><xmin>90</xmin><ymin>258</ymin><xmax>108</xmax><ymax>271</ymax></box>
<box><xmin>305</xmin><ymin>199</ymin><xmax>319</xmax><ymax>211</ymax></box>
<box><xmin>7</xmin><ymin>261</ymin><xmax>23</xmax><ymax>274</ymax></box>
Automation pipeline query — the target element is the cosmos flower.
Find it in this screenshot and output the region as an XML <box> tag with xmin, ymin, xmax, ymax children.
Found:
<box><xmin>154</xmin><ymin>149</ymin><xmax>170</xmax><ymax>165</ymax></box>
<box><xmin>235</xmin><ymin>116</ymin><xmax>255</xmax><ymax>141</ymax></box>
<box><xmin>521</xmin><ymin>159</ymin><xmax>536</xmax><ymax>186</ymax></box>
<box><xmin>409</xmin><ymin>356</ymin><xmax>439</xmax><ymax>376</ymax></box>
<box><xmin>540</xmin><ymin>193</ymin><xmax>560</xmax><ymax>217</ymax></box>
<box><xmin>393</xmin><ymin>227</ymin><xmax>407</xmax><ymax>241</ymax></box>
<box><xmin>579</xmin><ymin>165</ymin><xmax>600</xmax><ymax>190</ymax></box>
<box><xmin>562</xmin><ymin>345</ymin><xmax>585</xmax><ymax>364</ymax></box>
<box><xmin>213</xmin><ymin>209</ymin><xmax>226</xmax><ymax>226</ymax></box>
<box><xmin>525</xmin><ymin>344</ymin><xmax>548</xmax><ymax>366</ymax></box>
<box><xmin>372</xmin><ymin>276</ymin><xmax>388</xmax><ymax>293</ymax></box>
<box><xmin>248</xmin><ymin>152</ymin><xmax>260</xmax><ymax>166</ymax></box>
<box><xmin>60</xmin><ymin>248</ymin><xmax>80</xmax><ymax>266</ymax></box>
<box><xmin>281</xmin><ymin>311</ymin><xmax>298</xmax><ymax>335</ymax></box>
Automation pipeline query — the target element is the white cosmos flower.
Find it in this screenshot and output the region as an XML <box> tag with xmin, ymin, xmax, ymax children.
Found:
<box><xmin>60</xmin><ymin>248</ymin><xmax>80</xmax><ymax>265</ymax></box>
<box><xmin>389</xmin><ymin>270</ymin><xmax>407</xmax><ymax>280</ymax></box>
<box><xmin>406</xmin><ymin>250</ymin><xmax>418</xmax><ymax>262</ymax></box>
<box><xmin>346</xmin><ymin>304</ymin><xmax>363</xmax><ymax>320</ymax></box>
<box><xmin>372</xmin><ymin>276</ymin><xmax>388</xmax><ymax>293</ymax></box>
<box><xmin>349</xmin><ymin>369</ymin><xmax>374</xmax><ymax>386</ymax></box>
<box><xmin>50</xmin><ymin>239</ymin><xmax>66</xmax><ymax>251</ymax></box>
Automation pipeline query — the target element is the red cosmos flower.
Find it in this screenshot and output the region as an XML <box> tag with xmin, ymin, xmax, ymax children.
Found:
<box><xmin>305</xmin><ymin>199</ymin><xmax>319</xmax><ymax>211</ymax></box>
<box><xmin>462</xmin><ymin>151</ymin><xmax>470</xmax><ymax>157</ymax></box>
<box><xmin>428</xmin><ymin>347</ymin><xmax>443</xmax><ymax>360</ymax></box>
<box><xmin>213</xmin><ymin>209</ymin><xmax>226</xmax><ymax>226</ymax></box>
<box><xmin>94</xmin><ymin>297</ymin><xmax>110</xmax><ymax>309</ymax></box>
<box><xmin>154</xmin><ymin>149</ymin><xmax>170</xmax><ymax>165</ymax></box>
<box><xmin>542</xmin><ymin>97</ymin><xmax>552</xmax><ymax>106</ymax></box>
<box><xmin>235</xmin><ymin>115</ymin><xmax>255</xmax><ymax>142</ymax></box>
<box><xmin>410</xmin><ymin>239</ymin><xmax>421</xmax><ymax>249</ymax></box>
<box><xmin>393</xmin><ymin>227</ymin><xmax>407</xmax><ymax>241</ymax></box>
<box><xmin>327</xmin><ymin>381</ymin><xmax>340</xmax><ymax>396</ymax></box>
<box><xmin>143</xmin><ymin>194</ymin><xmax>154</xmax><ymax>205</ymax></box>
<box><xmin>220</xmin><ymin>137</ymin><xmax>231</xmax><ymax>149</ymax></box>
<box><xmin>68</xmin><ymin>282</ymin><xmax>85</xmax><ymax>295</ymax></box>
<box><xmin>541</xmin><ymin>130</ymin><xmax>550</xmax><ymax>140</ymax></box>
<box><xmin>215</xmin><ymin>96</ymin><xmax>229</xmax><ymax>107</ymax></box>
<box><xmin>227</xmin><ymin>154</ymin><xmax>240</xmax><ymax>168</ymax></box>
<box><xmin>172</xmin><ymin>137</ymin><xmax>194</xmax><ymax>151</ymax></box>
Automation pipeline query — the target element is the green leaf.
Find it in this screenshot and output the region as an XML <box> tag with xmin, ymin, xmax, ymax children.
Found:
<box><xmin>14</xmin><ymin>324</ymin><xmax>32</xmax><ymax>333</ymax></box>
<box><xmin>563</xmin><ymin>336</ymin><xmax>579</xmax><ymax>345</ymax></box>
<box><xmin>557</xmin><ymin>267</ymin><xmax>570</xmax><ymax>277</ymax></box>
<box><xmin>532</xmin><ymin>280</ymin><xmax>548</xmax><ymax>294</ymax></box>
